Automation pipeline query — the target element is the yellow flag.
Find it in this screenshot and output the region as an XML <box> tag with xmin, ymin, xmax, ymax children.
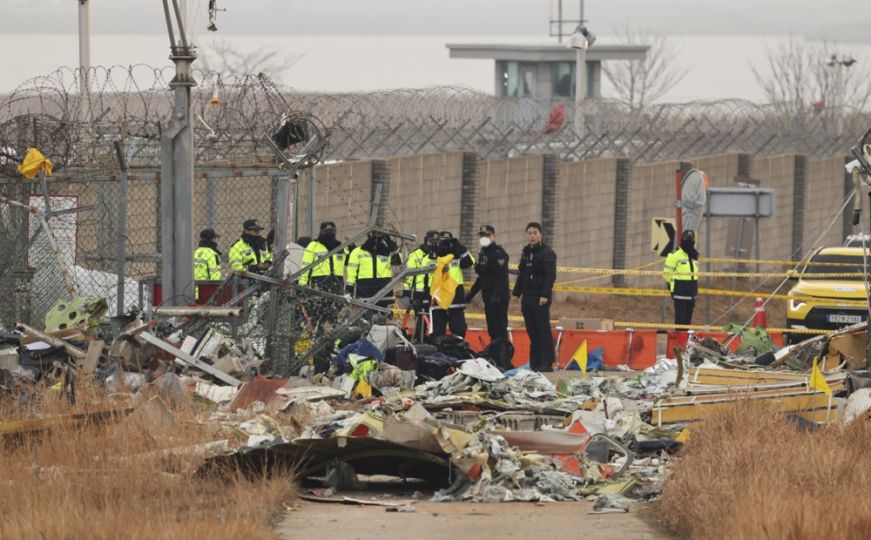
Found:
<box><xmin>18</xmin><ymin>147</ymin><xmax>53</xmax><ymax>179</ymax></box>
<box><xmin>571</xmin><ymin>339</ymin><xmax>588</xmax><ymax>375</ymax></box>
<box><xmin>809</xmin><ymin>357</ymin><xmax>831</xmax><ymax>396</ymax></box>
<box><xmin>430</xmin><ymin>254</ymin><xmax>458</xmax><ymax>310</ymax></box>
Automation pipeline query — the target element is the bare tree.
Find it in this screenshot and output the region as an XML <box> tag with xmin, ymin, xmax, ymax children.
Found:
<box><xmin>751</xmin><ymin>37</ymin><xmax>871</xmax><ymax>119</ymax></box>
<box><xmin>199</xmin><ymin>40</ymin><xmax>303</xmax><ymax>79</ymax></box>
<box><xmin>602</xmin><ymin>27</ymin><xmax>688</xmax><ymax>111</ymax></box>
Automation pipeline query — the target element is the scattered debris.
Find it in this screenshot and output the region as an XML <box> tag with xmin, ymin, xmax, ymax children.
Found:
<box><xmin>2</xmin><ymin>290</ymin><xmax>869</xmax><ymax>510</ymax></box>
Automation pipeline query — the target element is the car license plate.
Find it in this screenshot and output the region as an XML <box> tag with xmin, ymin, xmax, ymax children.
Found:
<box><xmin>827</xmin><ymin>314</ymin><xmax>864</xmax><ymax>324</ymax></box>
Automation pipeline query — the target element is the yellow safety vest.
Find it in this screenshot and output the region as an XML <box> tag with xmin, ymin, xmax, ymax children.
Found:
<box><xmin>228</xmin><ymin>238</ymin><xmax>269</xmax><ymax>272</ymax></box>
<box><xmin>299</xmin><ymin>241</ymin><xmax>347</xmax><ymax>285</ymax></box>
<box><xmin>404</xmin><ymin>247</ymin><xmax>437</xmax><ymax>293</ymax></box>
<box><xmin>346</xmin><ymin>246</ymin><xmax>392</xmax><ymax>285</ymax></box>
<box><xmin>663</xmin><ymin>247</ymin><xmax>698</xmax><ymax>298</ymax></box>
<box><xmin>193</xmin><ymin>246</ymin><xmax>222</xmax><ymax>280</ymax></box>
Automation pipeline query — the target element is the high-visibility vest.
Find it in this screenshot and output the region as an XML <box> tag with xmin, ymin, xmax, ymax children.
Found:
<box><xmin>228</xmin><ymin>238</ymin><xmax>269</xmax><ymax>272</ymax></box>
<box><xmin>346</xmin><ymin>246</ymin><xmax>392</xmax><ymax>285</ymax></box>
<box><xmin>193</xmin><ymin>246</ymin><xmax>222</xmax><ymax>280</ymax></box>
<box><xmin>663</xmin><ymin>247</ymin><xmax>698</xmax><ymax>298</ymax></box>
<box><xmin>299</xmin><ymin>240</ymin><xmax>347</xmax><ymax>285</ymax></box>
<box><xmin>446</xmin><ymin>251</ymin><xmax>474</xmax><ymax>286</ymax></box>
<box><xmin>404</xmin><ymin>247</ymin><xmax>436</xmax><ymax>294</ymax></box>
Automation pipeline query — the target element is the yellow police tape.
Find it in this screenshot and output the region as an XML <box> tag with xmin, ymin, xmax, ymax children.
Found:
<box><xmin>551</xmin><ymin>284</ymin><xmax>870</xmax><ymax>308</ymax></box>
<box><xmin>552</xmin><ymin>267</ymin><xmax>864</xmax><ymax>279</ymax></box>
<box><xmin>557</xmin><ymin>259</ymin><xmax>662</xmax><ymax>286</ymax></box>
<box><xmin>513</xmin><ymin>262</ymin><xmax>867</xmax><ymax>278</ymax></box>
<box><xmin>613</xmin><ymin>321</ymin><xmax>831</xmax><ymax>335</ymax></box>
<box><xmin>700</xmin><ymin>256</ymin><xmax>864</xmax><ymax>267</ymax></box>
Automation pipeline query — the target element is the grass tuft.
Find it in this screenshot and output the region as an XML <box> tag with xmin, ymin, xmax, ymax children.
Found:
<box><xmin>658</xmin><ymin>401</ymin><xmax>871</xmax><ymax>539</ymax></box>
<box><xmin>0</xmin><ymin>382</ymin><xmax>295</xmax><ymax>539</ymax></box>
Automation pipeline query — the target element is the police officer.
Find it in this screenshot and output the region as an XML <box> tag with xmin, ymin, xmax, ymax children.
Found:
<box><xmin>299</xmin><ymin>221</ymin><xmax>347</xmax><ymax>294</ymax></box>
<box><xmin>193</xmin><ymin>228</ymin><xmax>222</xmax><ymax>281</ymax></box>
<box><xmin>401</xmin><ymin>230</ymin><xmax>439</xmax><ymax>341</ymax></box>
<box><xmin>430</xmin><ymin>231</ymin><xmax>474</xmax><ymax>339</ymax></box>
<box><xmin>512</xmin><ymin>222</ymin><xmax>557</xmax><ymax>372</ymax></box>
<box><xmin>346</xmin><ymin>231</ymin><xmax>400</xmax><ymax>307</ymax></box>
<box><xmin>663</xmin><ymin>230</ymin><xmax>699</xmax><ymax>326</ymax></box>
<box><xmin>228</xmin><ymin>219</ymin><xmax>271</xmax><ymax>274</ymax></box>
<box><xmin>467</xmin><ymin>225</ymin><xmax>510</xmax><ymax>341</ymax></box>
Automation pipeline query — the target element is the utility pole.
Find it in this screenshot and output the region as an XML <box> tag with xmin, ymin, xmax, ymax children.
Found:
<box><xmin>159</xmin><ymin>0</ymin><xmax>197</xmax><ymax>305</ymax></box>
<box><xmin>550</xmin><ymin>0</ymin><xmax>586</xmax><ymax>43</ymax></box>
<box><xmin>77</xmin><ymin>0</ymin><xmax>91</xmax><ymax>120</ymax></box>
<box><xmin>571</xmin><ymin>24</ymin><xmax>595</xmax><ymax>132</ymax></box>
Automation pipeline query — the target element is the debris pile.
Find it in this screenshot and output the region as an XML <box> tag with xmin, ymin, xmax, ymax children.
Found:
<box><xmin>3</xmin><ymin>291</ymin><xmax>871</xmax><ymax>510</ymax></box>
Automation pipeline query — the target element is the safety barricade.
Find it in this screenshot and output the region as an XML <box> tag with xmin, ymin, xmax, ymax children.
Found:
<box><xmin>465</xmin><ymin>327</ymin><xmax>657</xmax><ymax>370</ymax></box>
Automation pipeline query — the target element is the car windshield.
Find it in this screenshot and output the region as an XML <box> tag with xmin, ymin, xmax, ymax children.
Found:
<box><xmin>846</xmin><ymin>237</ymin><xmax>871</xmax><ymax>248</ymax></box>
<box><xmin>802</xmin><ymin>254</ymin><xmax>870</xmax><ymax>281</ymax></box>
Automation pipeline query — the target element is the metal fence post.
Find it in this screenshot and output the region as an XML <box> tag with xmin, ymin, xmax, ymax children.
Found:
<box><xmin>113</xmin><ymin>141</ymin><xmax>129</xmax><ymax>316</ymax></box>
<box><xmin>306</xmin><ymin>167</ymin><xmax>315</xmax><ymax>237</ymax></box>
<box><xmin>206</xmin><ymin>176</ymin><xmax>216</xmax><ymax>229</ymax></box>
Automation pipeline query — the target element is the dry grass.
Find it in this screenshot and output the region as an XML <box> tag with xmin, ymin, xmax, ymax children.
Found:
<box><xmin>0</xmin><ymin>380</ymin><xmax>295</xmax><ymax>539</ymax></box>
<box><xmin>658</xmin><ymin>402</ymin><xmax>871</xmax><ymax>539</ymax></box>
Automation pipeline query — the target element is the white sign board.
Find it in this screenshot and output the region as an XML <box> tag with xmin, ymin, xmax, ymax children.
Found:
<box><xmin>705</xmin><ymin>188</ymin><xmax>775</xmax><ymax>218</ymax></box>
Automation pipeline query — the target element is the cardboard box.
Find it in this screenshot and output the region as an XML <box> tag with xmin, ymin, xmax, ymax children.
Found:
<box><xmin>556</xmin><ymin>318</ymin><xmax>615</xmax><ymax>331</ymax></box>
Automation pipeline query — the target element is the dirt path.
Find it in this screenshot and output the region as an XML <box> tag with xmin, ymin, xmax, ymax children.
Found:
<box><xmin>277</xmin><ymin>500</ymin><xmax>671</xmax><ymax>540</ymax></box>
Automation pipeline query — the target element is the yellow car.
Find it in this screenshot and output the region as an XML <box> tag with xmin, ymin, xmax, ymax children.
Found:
<box><xmin>786</xmin><ymin>247</ymin><xmax>870</xmax><ymax>342</ymax></box>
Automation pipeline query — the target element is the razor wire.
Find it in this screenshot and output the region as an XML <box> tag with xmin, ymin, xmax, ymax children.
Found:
<box><xmin>1</xmin><ymin>65</ymin><xmax>869</xmax><ymax>178</ymax></box>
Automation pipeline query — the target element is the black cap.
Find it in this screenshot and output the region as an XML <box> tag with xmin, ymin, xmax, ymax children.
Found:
<box><xmin>478</xmin><ymin>224</ymin><xmax>496</xmax><ymax>236</ymax></box>
<box><xmin>320</xmin><ymin>221</ymin><xmax>337</xmax><ymax>231</ymax></box>
<box><xmin>199</xmin><ymin>228</ymin><xmax>219</xmax><ymax>240</ymax></box>
<box><xmin>682</xmin><ymin>230</ymin><xmax>695</xmax><ymax>242</ymax></box>
<box><xmin>424</xmin><ymin>230</ymin><xmax>440</xmax><ymax>242</ymax></box>
<box><xmin>243</xmin><ymin>219</ymin><xmax>264</xmax><ymax>231</ymax></box>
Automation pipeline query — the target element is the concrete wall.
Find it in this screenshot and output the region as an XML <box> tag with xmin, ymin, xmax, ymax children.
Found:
<box><xmin>478</xmin><ymin>154</ymin><xmax>550</xmax><ymax>262</ymax></box>
<box><xmin>384</xmin><ymin>151</ymin><xmax>467</xmax><ymax>243</ymax></box>
<box><xmin>556</xmin><ymin>158</ymin><xmax>622</xmax><ymax>271</ymax></box>
<box><xmin>280</xmin><ymin>151</ymin><xmax>853</xmax><ymax>290</ymax></box>
<box><xmin>805</xmin><ymin>155</ymin><xmax>850</xmax><ymax>250</ymax></box>
<box><xmin>750</xmin><ymin>154</ymin><xmax>801</xmax><ymax>261</ymax></box>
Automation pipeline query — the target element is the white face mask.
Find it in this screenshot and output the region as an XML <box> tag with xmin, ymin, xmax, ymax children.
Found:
<box><xmin>479</xmin><ymin>237</ymin><xmax>492</xmax><ymax>248</ymax></box>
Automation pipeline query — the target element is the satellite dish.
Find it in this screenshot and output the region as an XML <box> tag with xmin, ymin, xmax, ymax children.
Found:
<box><xmin>681</xmin><ymin>169</ymin><xmax>709</xmax><ymax>233</ymax></box>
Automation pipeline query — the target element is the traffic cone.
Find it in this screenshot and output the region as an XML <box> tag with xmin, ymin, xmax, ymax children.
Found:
<box><xmin>753</xmin><ymin>297</ymin><xmax>767</xmax><ymax>328</ymax></box>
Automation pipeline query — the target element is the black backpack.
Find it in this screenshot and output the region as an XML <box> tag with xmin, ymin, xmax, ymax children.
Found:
<box><xmin>385</xmin><ymin>344</ymin><xmax>418</xmax><ymax>372</ymax></box>
<box><xmin>416</xmin><ymin>352</ymin><xmax>462</xmax><ymax>382</ymax></box>
<box><xmin>480</xmin><ymin>337</ymin><xmax>515</xmax><ymax>372</ymax></box>
<box><xmin>430</xmin><ymin>335</ymin><xmax>475</xmax><ymax>360</ymax></box>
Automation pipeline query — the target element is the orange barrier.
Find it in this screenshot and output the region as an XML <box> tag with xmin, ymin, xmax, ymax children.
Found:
<box><xmin>465</xmin><ymin>328</ymin><xmax>658</xmax><ymax>370</ymax></box>
<box><xmin>556</xmin><ymin>329</ymin><xmax>657</xmax><ymax>370</ymax></box>
<box><xmin>665</xmin><ymin>331</ymin><xmax>784</xmax><ymax>357</ymax></box>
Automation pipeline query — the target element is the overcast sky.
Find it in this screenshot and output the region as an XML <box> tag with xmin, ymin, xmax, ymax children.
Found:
<box><xmin>6</xmin><ymin>0</ymin><xmax>871</xmax><ymax>41</ymax></box>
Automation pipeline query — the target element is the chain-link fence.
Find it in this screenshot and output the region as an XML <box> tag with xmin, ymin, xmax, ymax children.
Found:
<box><xmin>1</xmin><ymin>64</ymin><xmax>869</xmax><ymax>329</ymax></box>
